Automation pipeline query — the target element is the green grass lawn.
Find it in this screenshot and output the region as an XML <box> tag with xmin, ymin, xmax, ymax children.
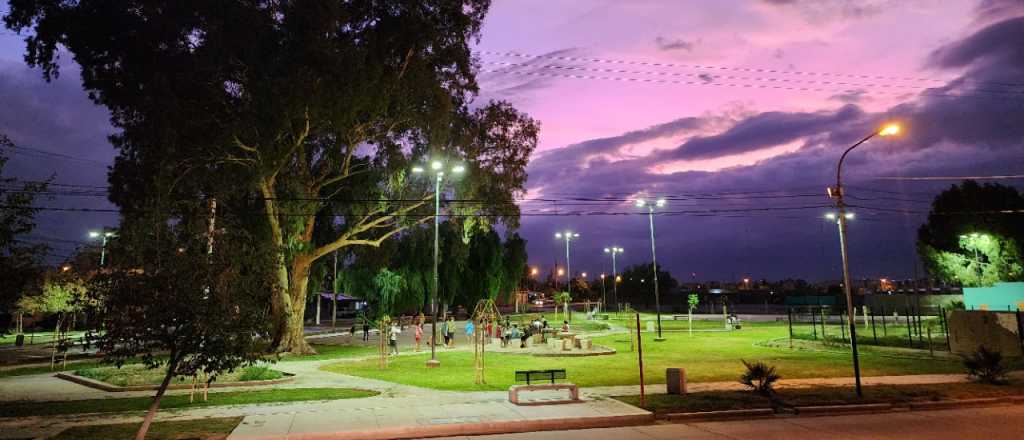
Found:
<box><xmin>0</xmin><ymin>331</ymin><xmax>87</xmax><ymax>346</ymax></box>
<box><xmin>792</xmin><ymin>320</ymin><xmax>949</xmax><ymax>351</ymax></box>
<box><xmin>75</xmin><ymin>364</ymin><xmax>284</xmax><ymax>387</ymax></box>
<box><xmin>323</xmin><ymin>322</ymin><xmax>965</xmax><ymax>391</ymax></box>
<box><xmin>616</xmin><ymin>381</ymin><xmax>1024</xmax><ymax>414</ymax></box>
<box><xmin>52</xmin><ymin>416</ymin><xmax>242</xmax><ymax>440</ymax></box>
<box><xmin>0</xmin><ymin>387</ymin><xmax>378</xmax><ymax>418</ymax></box>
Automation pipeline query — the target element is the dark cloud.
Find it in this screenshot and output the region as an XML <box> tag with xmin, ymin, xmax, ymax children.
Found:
<box><xmin>655</xmin><ymin>36</ymin><xmax>698</xmax><ymax>52</ymax></box>
<box><xmin>477</xmin><ymin>47</ymin><xmax>584</xmax><ymax>102</ymax></box>
<box><xmin>652</xmin><ymin>104</ymin><xmax>865</xmax><ymax>162</ymax></box>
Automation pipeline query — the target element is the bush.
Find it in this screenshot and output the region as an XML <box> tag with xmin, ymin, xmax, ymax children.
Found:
<box><xmin>739</xmin><ymin>360</ymin><xmax>781</xmax><ymax>395</ymax></box>
<box><xmin>238</xmin><ymin>365</ymin><xmax>283</xmax><ymax>382</ymax></box>
<box><xmin>964</xmin><ymin>346</ymin><xmax>1007</xmax><ymax>384</ymax></box>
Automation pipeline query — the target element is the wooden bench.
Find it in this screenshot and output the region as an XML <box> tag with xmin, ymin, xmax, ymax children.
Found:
<box><xmin>509</xmin><ymin>369</ymin><xmax>580</xmax><ymax>405</ymax></box>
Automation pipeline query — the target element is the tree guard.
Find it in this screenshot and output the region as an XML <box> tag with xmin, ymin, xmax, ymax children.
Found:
<box><xmin>471</xmin><ymin>299</ymin><xmax>502</xmax><ymax>385</ymax></box>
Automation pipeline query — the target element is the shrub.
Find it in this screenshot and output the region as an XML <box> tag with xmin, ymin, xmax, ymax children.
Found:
<box><xmin>739</xmin><ymin>360</ymin><xmax>781</xmax><ymax>395</ymax></box>
<box><xmin>238</xmin><ymin>365</ymin><xmax>282</xmax><ymax>382</ymax></box>
<box><xmin>963</xmin><ymin>346</ymin><xmax>1007</xmax><ymax>384</ymax></box>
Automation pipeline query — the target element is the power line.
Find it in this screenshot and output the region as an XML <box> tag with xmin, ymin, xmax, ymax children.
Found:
<box><xmin>874</xmin><ymin>174</ymin><xmax>1024</xmax><ymax>181</ymax></box>
<box><xmin>482</xmin><ymin>61</ymin><xmax>1024</xmax><ymax>98</ymax></box>
<box><xmin>479</xmin><ymin>67</ymin><xmax>1024</xmax><ymax>103</ymax></box>
<box><xmin>479</xmin><ymin>50</ymin><xmax>1024</xmax><ymax>89</ymax></box>
<box><xmin>3</xmin><ymin>145</ymin><xmax>111</xmax><ymax>167</ymax></box>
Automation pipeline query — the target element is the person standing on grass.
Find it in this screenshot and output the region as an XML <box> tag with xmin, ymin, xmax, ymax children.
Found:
<box><xmin>362</xmin><ymin>318</ymin><xmax>370</xmax><ymax>342</ymax></box>
<box><xmin>495</xmin><ymin>321</ymin><xmax>504</xmax><ymax>347</ymax></box>
<box><xmin>465</xmin><ymin>320</ymin><xmax>475</xmax><ymax>345</ymax></box>
<box><xmin>414</xmin><ymin>322</ymin><xmax>423</xmax><ymax>352</ymax></box>
<box><xmin>389</xmin><ymin>322</ymin><xmax>400</xmax><ymax>355</ymax></box>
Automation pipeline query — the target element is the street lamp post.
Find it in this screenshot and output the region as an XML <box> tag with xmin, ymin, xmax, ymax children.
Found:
<box><xmin>604</xmin><ymin>246</ymin><xmax>623</xmax><ymax>312</ymax></box>
<box><xmin>412</xmin><ymin>159</ymin><xmax>465</xmax><ymax>368</ymax></box>
<box><xmin>636</xmin><ymin>198</ymin><xmax>666</xmax><ymax>340</ymax></box>
<box><xmin>555</xmin><ymin>230</ymin><xmax>580</xmax><ymax>300</ymax></box>
<box><xmin>600</xmin><ymin>274</ymin><xmax>607</xmax><ymax>313</ymax></box>
<box><xmin>827</xmin><ymin>123</ymin><xmax>900</xmax><ymax>398</ymax></box>
<box><xmin>88</xmin><ymin>230</ymin><xmax>115</xmax><ymax>266</ymax></box>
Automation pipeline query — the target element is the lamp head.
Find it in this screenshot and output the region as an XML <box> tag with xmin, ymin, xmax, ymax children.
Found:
<box><xmin>89</xmin><ymin>231</ymin><xmax>100</xmax><ymax>238</ymax></box>
<box><xmin>635</xmin><ymin>199</ymin><xmax>646</xmax><ymax>208</ymax></box>
<box><xmin>656</xmin><ymin>198</ymin><xmax>666</xmax><ymax>207</ymax></box>
<box><xmin>879</xmin><ymin>123</ymin><xmax>901</xmax><ymax>136</ymax></box>
<box><xmin>411</xmin><ymin>166</ymin><xmax>424</xmax><ymax>174</ymax></box>
<box><xmin>430</xmin><ymin>160</ymin><xmax>443</xmax><ymax>171</ymax></box>
<box><xmin>451</xmin><ymin>164</ymin><xmax>465</xmax><ymax>174</ymax></box>
<box><xmin>604</xmin><ymin>247</ymin><xmax>610</xmax><ymax>253</ymax></box>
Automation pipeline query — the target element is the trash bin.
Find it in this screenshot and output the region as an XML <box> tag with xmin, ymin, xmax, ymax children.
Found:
<box><xmin>666</xmin><ymin>368</ymin><xmax>687</xmax><ymax>395</ymax></box>
<box><xmin>15</xmin><ymin>334</ymin><xmax>25</xmax><ymax>347</ymax></box>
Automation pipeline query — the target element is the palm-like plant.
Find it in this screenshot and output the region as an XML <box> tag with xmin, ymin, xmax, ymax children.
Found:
<box><xmin>739</xmin><ymin>360</ymin><xmax>781</xmax><ymax>396</ymax></box>
<box><xmin>964</xmin><ymin>346</ymin><xmax>1007</xmax><ymax>384</ymax></box>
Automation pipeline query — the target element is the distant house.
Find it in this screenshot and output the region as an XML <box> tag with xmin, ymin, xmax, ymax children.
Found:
<box><xmin>309</xmin><ymin>292</ymin><xmax>367</xmax><ymax>321</ymax></box>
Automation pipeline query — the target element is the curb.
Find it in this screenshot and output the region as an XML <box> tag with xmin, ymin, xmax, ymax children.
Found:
<box><xmin>245</xmin><ymin>413</ymin><xmax>655</xmax><ymax>440</ymax></box>
<box><xmin>908</xmin><ymin>397</ymin><xmax>1013</xmax><ymax>410</ymax></box>
<box><xmin>658</xmin><ymin>397</ymin><xmax>1024</xmax><ymax>422</ymax></box>
<box><xmin>797</xmin><ymin>403</ymin><xmax>893</xmax><ymax>415</ymax></box>
<box><xmin>55</xmin><ymin>372</ymin><xmax>295</xmax><ymax>392</ymax></box>
<box><xmin>664</xmin><ymin>408</ymin><xmax>774</xmax><ymax>421</ymax></box>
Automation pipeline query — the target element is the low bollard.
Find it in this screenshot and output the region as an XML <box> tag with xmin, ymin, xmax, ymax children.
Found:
<box><xmin>667</xmin><ymin>368</ymin><xmax>687</xmax><ymax>395</ymax></box>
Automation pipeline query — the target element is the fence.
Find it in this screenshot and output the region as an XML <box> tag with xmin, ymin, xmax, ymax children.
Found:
<box><xmin>787</xmin><ymin>304</ymin><xmax>954</xmax><ymax>354</ymax></box>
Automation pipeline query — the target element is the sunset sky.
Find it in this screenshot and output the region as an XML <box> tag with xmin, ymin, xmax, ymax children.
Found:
<box><xmin>3</xmin><ymin>0</ymin><xmax>1023</xmax><ymax>283</ymax></box>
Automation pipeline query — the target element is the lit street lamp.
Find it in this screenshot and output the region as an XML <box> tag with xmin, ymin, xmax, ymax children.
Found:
<box><xmin>600</xmin><ymin>273</ymin><xmax>607</xmax><ymax>312</ymax></box>
<box><xmin>88</xmin><ymin>230</ymin><xmax>116</xmax><ymax>266</ymax></box>
<box><xmin>603</xmin><ymin>246</ymin><xmax>624</xmax><ymax>312</ymax></box>
<box><xmin>636</xmin><ymin>197</ymin><xmax>666</xmax><ymax>340</ymax></box>
<box><xmin>412</xmin><ymin>158</ymin><xmax>465</xmax><ymax>368</ymax></box>
<box><xmin>827</xmin><ymin>122</ymin><xmax>901</xmax><ymax>398</ymax></box>
<box><xmin>555</xmin><ymin>230</ymin><xmax>580</xmax><ymax>299</ymax></box>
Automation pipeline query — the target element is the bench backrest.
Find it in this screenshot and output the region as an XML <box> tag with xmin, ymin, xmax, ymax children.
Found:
<box><xmin>515</xmin><ymin>369</ymin><xmax>567</xmax><ymax>384</ymax></box>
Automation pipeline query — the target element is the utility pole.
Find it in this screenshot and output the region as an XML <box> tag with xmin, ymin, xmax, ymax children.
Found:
<box><xmin>636</xmin><ymin>198</ymin><xmax>666</xmax><ymax>340</ymax></box>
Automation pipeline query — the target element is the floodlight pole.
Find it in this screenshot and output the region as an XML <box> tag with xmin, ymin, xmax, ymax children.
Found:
<box><xmin>646</xmin><ymin>206</ymin><xmax>664</xmax><ymax>340</ymax></box>
<box><xmin>429</xmin><ymin>173</ymin><xmax>442</xmax><ymax>367</ymax></box>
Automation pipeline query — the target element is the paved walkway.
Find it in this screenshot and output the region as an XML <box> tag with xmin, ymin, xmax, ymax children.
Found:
<box><xmin>436</xmin><ymin>404</ymin><xmax>1024</xmax><ymax>440</ymax></box>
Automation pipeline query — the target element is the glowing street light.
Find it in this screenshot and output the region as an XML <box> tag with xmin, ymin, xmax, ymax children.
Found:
<box><xmin>411</xmin><ymin>158</ymin><xmax>466</xmax><ymax>368</ymax></box>
<box><xmin>555</xmin><ymin>230</ymin><xmax>581</xmax><ymax>300</ymax></box>
<box><xmin>826</xmin><ymin>122</ymin><xmax>902</xmax><ymax>398</ymax></box>
<box><xmin>604</xmin><ymin>246</ymin><xmax>624</xmax><ymax>312</ymax></box>
<box><xmin>530</xmin><ymin>267</ymin><xmax>539</xmax><ymax>276</ymax></box>
<box><xmin>636</xmin><ymin>197</ymin><xmax>667</xmax><ymax>340</ymax></box>
<box><xmin>88</xmin><ymin>230</ymin><xmax>116</xmax><ymax>266</ymax></box>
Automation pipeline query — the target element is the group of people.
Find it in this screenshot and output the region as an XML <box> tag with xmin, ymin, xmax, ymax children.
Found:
<box><xmin>355</xmin><ymin>313</ymin><xmax>576</xmax><ymax>356</ymax></box>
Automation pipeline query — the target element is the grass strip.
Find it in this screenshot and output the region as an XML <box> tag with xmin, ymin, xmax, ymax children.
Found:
<box><xmin>614</xmin><ymin>382</ymin><xmax>1024</xmax><ymax>415</ymax></box>
<box><xmin>0</xmin><ymin>387</ymin><xmax>378</xmax><ymax>418</ymax></box>
<box><xmin>51</xmin><ymin>416</ymin><xmax>243</xmax><ymax>440</ymax></box>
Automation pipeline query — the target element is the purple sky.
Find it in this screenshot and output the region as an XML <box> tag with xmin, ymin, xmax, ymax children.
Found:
<box><xmin>3</xmin><ymin>1</ymin><xmax>1023</xmax><ymax>282</ymax></box>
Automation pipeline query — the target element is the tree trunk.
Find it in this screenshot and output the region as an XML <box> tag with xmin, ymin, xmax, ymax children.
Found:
<box><xmin>273</xmin><ymin>256</ymin><xmax>315</xmax><ymax>354</ymax></box>
<box><xmin>135</xmin><ymin>353</ymin><xmax>179</xmax><ymax>440</ymax></box>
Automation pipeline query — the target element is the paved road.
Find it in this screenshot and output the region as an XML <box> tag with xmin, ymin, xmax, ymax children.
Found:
<box><xmin>438</xmin><ymin>405</ymin><xmax>1024</xmax><ymax>440</ymax></box>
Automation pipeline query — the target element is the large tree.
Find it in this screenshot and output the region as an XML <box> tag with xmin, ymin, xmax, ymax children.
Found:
<box><xmin>917</xmin><ymin>180</ymin><xmax>1024</xmax><ymax>286</ymax></box>
<box><xmin>0</xmin><ymin>134</ymin><xmax>50</xmax><ymax>332</ymax></box>
<box><xmin>6</xmin><ymin>1</ymin><xmax>538</xmax><ymax>353</ymax></box>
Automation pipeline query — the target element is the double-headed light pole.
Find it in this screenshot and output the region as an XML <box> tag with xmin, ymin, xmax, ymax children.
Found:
<box><xmin>88</xmin><ymin>230</ymin><xmax>116</xmax><ymax>267</ymax></box>
<box><xmin>555</xmin><ymin>230</ymin><xmax>580</xmax><ymax>298</ymax></box>
<box><xmin>827</xmin><ymin>122</ymin><xmax>900</xmax><ymax>398</ymax></box>
<box><xmin>603</xmin><ymin>246</ymin><xmax>623</xmax><ymax>312</ymax></box>
<box><xmin>636</xmin><ymin>197</ymin><xmax>666</xmax><ymax>340</ymax></box>
<box><xmin>412</xmin><ymin>159</ymin><xmax>465</xmax><ymax>368</ymax></box>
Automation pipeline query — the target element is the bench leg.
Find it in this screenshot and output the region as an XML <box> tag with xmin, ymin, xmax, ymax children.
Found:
<box><xmin>570</xmin><ymin>386</ymin><xmax>579</xmax><ymax>401</ymax></box>
<box><xmin>509</xmin><ymin>388</ymin><xmax>518</xmax><ymax>404</ymax></box>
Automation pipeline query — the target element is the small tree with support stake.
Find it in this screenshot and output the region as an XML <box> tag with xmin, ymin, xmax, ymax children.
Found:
<box><xmin>471</xmin><ymin>299</ymin><xmax>502</xmax><ymax>385</ymax></box>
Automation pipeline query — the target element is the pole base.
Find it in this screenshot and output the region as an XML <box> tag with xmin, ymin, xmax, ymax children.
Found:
<box><xmin>654</xmin><ymin>337</ymin><xmax>667</xmax><ymax>342</ymax></box>
<box><xmin>425</xmin><ymin>359</ymin><xmax>441</xmax><ymax>368</ymax></box>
